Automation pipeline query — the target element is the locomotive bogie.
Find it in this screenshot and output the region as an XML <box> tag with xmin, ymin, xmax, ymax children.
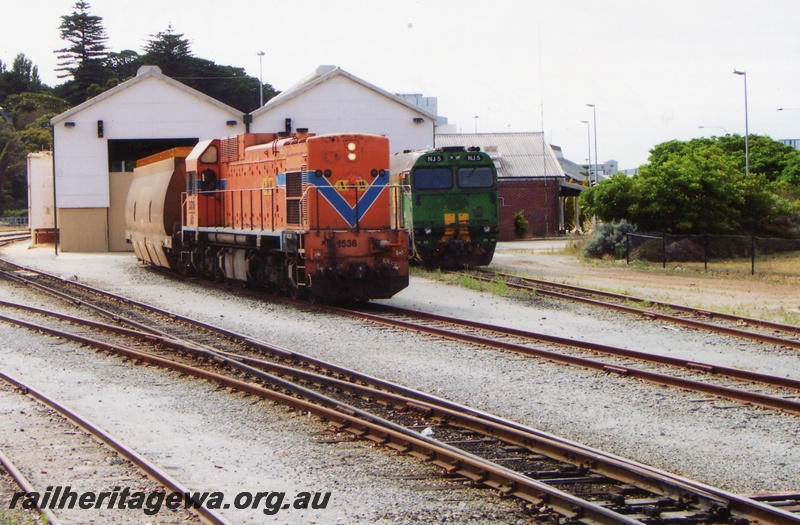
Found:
<box><xmin>413</xmin><ymin>225</ymin><xmax>498</xmax><ymax>268</ymax></box>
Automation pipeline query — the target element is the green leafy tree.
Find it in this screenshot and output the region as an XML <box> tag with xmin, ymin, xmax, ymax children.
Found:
<box><xmin>581</xmin><ymin>136</ymin><xmax>792</xmax><ymax>235</ymax></box>
<box><xmin>55</xmin><ymin>1</ymin><xmax>110</xmax><ymax>104</ymax></box>
<box><xmin>630</xmin><ymin>145</ymin><xmax>744</xmax><ymax>233</ymax></box>
<box><xmin>713</xmin><ymin>134</ymin><xmax>798</xmax><ymax>182</ymax></box>
<box><xmin>140</xmin><ymin>26</ymin><xmax>277</xmax><ymax>112</ymax></box>
<box><xmin>581</xmin><ymin>172</ymin><xmax>636</xmax><ymax>223</ymax></box>
<box><xmin>3</xmin><ymin>92</ymin><xmax>71</xmax><ymax>128</ymax></box>
<box><xmin>0</xmin><ymin>122</ymin><xmax>26</xmax><ymax>213</ymax></box>
<box><xmin>0</xmin><ymin>54</ymin><xmax>44</xmax><ymax>104</ymax></box>
<box><xmin>107</xmin><ymin>49</ymin><xmax>142</xmax><ymax>84</ymax></box>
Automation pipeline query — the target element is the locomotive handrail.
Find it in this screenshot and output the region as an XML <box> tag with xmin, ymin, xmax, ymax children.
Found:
<box><xmin>187</xmin><ymin>183</ymin><xmax>409</xmax><ymax>233</ymax></box>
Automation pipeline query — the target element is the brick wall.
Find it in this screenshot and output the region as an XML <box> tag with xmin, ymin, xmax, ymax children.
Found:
<box><xmin>498</xmin><ymin>178</ymin><xmax>561</xmax><ymax>241</ymax></box>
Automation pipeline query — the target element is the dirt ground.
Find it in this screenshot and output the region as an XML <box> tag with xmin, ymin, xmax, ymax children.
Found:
<box><xmin>489</xmin><ymin>241</ymin><xmax>800</xmax><ymax>325</ymax></box>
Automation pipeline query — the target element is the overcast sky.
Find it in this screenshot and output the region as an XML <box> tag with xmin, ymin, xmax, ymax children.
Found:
<box><xmin>3</xmin><ymin>0</ymin><xmax>799</xmax><ymax>169</ymax></box>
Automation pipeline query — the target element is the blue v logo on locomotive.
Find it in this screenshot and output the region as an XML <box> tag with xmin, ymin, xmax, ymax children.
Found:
<box><xmin>311</xmin><ymin>173</ymin><xmax>389</xmax><ymax>227</ymax></box>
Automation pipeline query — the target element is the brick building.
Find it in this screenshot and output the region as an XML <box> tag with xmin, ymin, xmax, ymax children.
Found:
<box><xmin>435</xmin><ymin>133</ymin><xmax>578</xmax><ymax>240</ymax></box>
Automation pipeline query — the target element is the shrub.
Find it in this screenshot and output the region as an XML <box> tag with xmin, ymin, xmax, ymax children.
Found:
<box><xmin>583</xmin><ymin>220</ymin><xmax>637</xmax><ymax>259</ymax></box>
<box><xmin>513</xmin><ymin>211</ymin><xmax>529</xmax><ymax>238</ymax></box>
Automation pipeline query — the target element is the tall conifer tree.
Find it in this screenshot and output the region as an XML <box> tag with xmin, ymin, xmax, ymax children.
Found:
<box><xmin>55</xmin><ymin>1</ymin><xmax>109</xmax><ymax>103</ymax></box>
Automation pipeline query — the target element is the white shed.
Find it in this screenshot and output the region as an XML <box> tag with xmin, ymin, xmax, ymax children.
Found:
<box><xmin>250</xmin><ymin>65</ymin><xmax>436</xmax><ymax>154</ymax></box>
<box><xmin>27</xmin><ymin>151</ymin><xmax>55</xmax><ymax>244</ymax></box>
<box><xmin>49</xmin><ymin>65</ymin><xmax>244</xmax><ymax>252</ymax></box>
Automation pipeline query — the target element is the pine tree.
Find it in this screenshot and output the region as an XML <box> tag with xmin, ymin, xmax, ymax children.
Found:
<box><xmin>142</xmin><ymin>25</ymin><xmax>193</xmax><ymax>75</ymax></box>
<box><xmin>55</xmin><ymin>1</ymin><xmax>110</xmax><ymax>103</ymax></box>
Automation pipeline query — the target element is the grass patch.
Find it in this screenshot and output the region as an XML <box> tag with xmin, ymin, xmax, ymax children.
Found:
<box><xmin>0</xmin><ymin>509</ymin><xmax>47</xmax><ymax>525</ymax></box>
<box><xmin>417</xmin><ymin>268</ymin><xmax>511</xmax><ymax>297</ymax></box>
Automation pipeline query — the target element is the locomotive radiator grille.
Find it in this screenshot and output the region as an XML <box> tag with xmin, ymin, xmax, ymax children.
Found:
<box><xmin>286</xmin><ymin>201</ymin><xmax>301</xmax><ymax>225</ymax></box>
<box><xmin>286</xmin><ymin>171</ymin><xmax>306</xmax><ymax>225</ymax></box>
<box><xmin>220</xmin><ymin>137</ymin><xmax>239</xmax><ymax>163</ymax></box>
<box><xmin>286</xmin><ymin>171</ymin><xmax>303</xmax><ymax>197</ymax></box>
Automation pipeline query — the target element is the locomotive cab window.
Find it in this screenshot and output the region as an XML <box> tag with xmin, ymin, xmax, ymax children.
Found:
<box><xmin>413</xmin><ymin>167</ymin><xmax>453</xmax><ymax>190</ymax></box>
<box><xmin>457</xmin><ymin>167</ymin><xmax>495</xmax><ymax>189</ymax></box>
<box><xmin>199</xmin><ymin>145</ymin><xmax>218</xmax><ymax>164</ymax></box>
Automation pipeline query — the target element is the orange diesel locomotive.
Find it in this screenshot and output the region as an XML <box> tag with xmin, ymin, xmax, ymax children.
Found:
<box><xmin>126</xmin><ymin>131</ymin><xmax>409</xmax><ymax>302</ymax></box>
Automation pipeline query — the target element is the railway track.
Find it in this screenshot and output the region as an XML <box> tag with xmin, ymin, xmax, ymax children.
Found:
<box><xmin>0</xmin><ymin>231</ymin><xmax>31</xmax><ymax>246</ymax></box>
<box><xmin>462</xmin><ymin>268</ymin><xmax>800</xmax><ymax>348</ymax></box>
<box><xmin>0</xmin><ymin>372</ymin><xmax>223</xmax><ymax>525</ymax></box>
<box><xmin>330</xmin><ymin>301</ymin><xmax>800</xmax><ymax>415</ymax></box>
<box><xmin>0</xmin><ymin>257</ymin><xmax>797</xmax><ymax>525</ymax></box>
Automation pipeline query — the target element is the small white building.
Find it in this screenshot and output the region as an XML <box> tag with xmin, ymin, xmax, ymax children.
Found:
<box><xmin>250</xmin><ymin>65</ymin><xmax>437</xmax><ymax>153</ymax></box>
<box><xmin>49</xmin><ymin>65</ymin><xmax>244</xmax><ymax>252</ymax></box>
<box><xmin>27</xmin><ymin>151</ymin><xmax>55</xmax><ymax>244</ymax></box>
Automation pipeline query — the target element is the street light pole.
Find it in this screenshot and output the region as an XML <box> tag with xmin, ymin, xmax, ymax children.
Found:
<box><xmin>256</xmin><ymin>51</ymin><xmax>265</xmax><ymax>107</ymax></box>
<box><xmin>733</xmin><ymin>69</ymin><xmax>749</xmax><ymax>177</ymax></box>
<box><xmin>586</xmin><ymin>104</ymin><xmax>598</xmax><ymax>184</ymax></box>
<box><xmin>581</xmin><ymin>120</ymin><xmax>592</xmax><ymax>182</ymax></box>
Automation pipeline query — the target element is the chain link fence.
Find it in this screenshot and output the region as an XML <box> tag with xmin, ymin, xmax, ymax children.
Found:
<box><xmin>626</xmin><ymin>232</ymin><xmax>800</xmax><ymax>276</ymax></box>
<box><xmin>0</xmin><ymin>216</ymin><xmax>28</xmax><ymax>227</ymax></box>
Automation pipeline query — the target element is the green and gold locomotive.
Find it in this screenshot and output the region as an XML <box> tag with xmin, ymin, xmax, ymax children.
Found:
<box><xmin>391</xmin><ymin>146</ymin><xmax>499</xmax><ymax>268</ymax></box>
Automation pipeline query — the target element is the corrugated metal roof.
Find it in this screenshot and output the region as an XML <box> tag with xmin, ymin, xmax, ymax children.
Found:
<box><xmin>435</xmin><ymin>132</ymin><xmax>565</xmax><ymax>179</ymax></box>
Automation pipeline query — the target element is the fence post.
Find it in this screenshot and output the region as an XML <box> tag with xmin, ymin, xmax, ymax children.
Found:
<box><xmin>626</xmin><ymin>234</ymin><xmax>629</xmax><ymax>265</ymax></box>
<box><xmin>751</xmin><ymin>234</ymin><xmax>755</xmax><ymax>276</ymax></box>
<box><xmin>704</xmin><ymin>232</ymin><xmax>708</xmax><ymax>272</ymax></box>
<box><xmin>662</xmin><ymin>232</ymin><xmax>666</xmax><ymax>269</ymax></box>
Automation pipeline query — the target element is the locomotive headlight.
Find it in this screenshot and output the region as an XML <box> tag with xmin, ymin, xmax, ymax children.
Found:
<box><xmin>347</xmin><ymin>141</ymin><xmax>357</xmax><ymax>161</ymax></box>
<box><xmin>483</xmin><ymin>225</ymin><xmax>491</xmax><ymax>233</ymax></box>
<box><xmin>424</xmin><ymin>227</ymin><xmax>432</xmax><ymax>235</ymax></box>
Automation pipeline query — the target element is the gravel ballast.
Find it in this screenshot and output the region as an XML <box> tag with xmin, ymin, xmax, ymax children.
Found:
<box><xmin>0</xmin><ymin>241</ymin><xmax>798</xmax><ymax>524</ymax></box>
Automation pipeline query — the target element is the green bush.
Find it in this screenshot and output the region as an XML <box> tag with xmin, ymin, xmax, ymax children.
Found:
<box><xmin>513</xmin><ymin>210</ymin><xmax>529</xmax><ymax>238</ymax></box>
<box><xmin>584</xmin><ymin>220</ymin><xmax>636</xmax><ymax>259</ymax></box>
